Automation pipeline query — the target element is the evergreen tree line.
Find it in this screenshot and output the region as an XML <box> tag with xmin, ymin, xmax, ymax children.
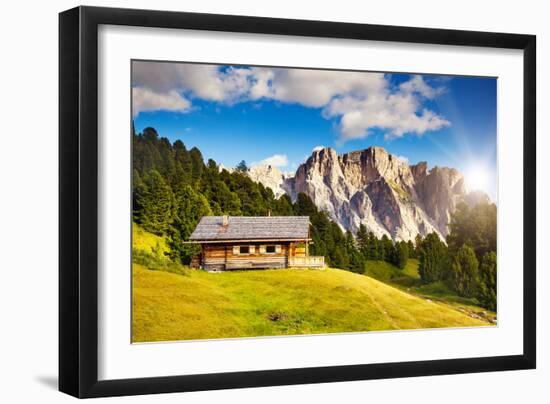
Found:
<box><xmin>133</xmin><ymin>127</ymin><xmax>418</xmax><ymax>271</ymax></box>
<box><xmin>416</xmin><ymin>202</ymin><xmax>497</xmax><ymax>311</ymax></box>
<box><xmin>132</xmin><ymin>127</ymin><xmax>355</xmax><ymax>268</ymax></box>
<box><xmin>132</xmin><ymin>127</ymin><xmax>497</xmax><ymax>310</ymax></box>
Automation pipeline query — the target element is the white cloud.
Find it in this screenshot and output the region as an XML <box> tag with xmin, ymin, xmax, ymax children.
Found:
<box><xmin>132</xmin><ymin>61</ymin><xmax>450</xmax><ymax>141</ymax></box>
<box><xmin>312</xmin><ymin>145</ymin><xmax>325</xmax><ymax>152</ymax></box>
<box><xmin>323</xmin><ymin>80</ymin><xmax>450</xmax><ymax>140</ymax></box>
<box><xmin>249</xmin><ymin>69</ymin><xmax>449</xmax><ymax>140</ymax></box>
<box><xmin>132</xmin><ymin>87</ymin><xmax>191</xmax><ymax>117</ymax></box>
<box><xmin>251</xmin><ymin>154</ymin><xmax>289</xmax><ymax>168</ymax></box>
<box><xmin>132</xmin><ymin>61</ymin><xmax>254</xmax><ymax>104</ymax></box>
<box><xmin>399</xmin><ymin>75</ymin><xmax>445</xmax><ymax>99</ymax></box>
<box><xmin>249</xmin><ymin>68</ymin><xmax>386</xmax><ymax>108</ymax></box>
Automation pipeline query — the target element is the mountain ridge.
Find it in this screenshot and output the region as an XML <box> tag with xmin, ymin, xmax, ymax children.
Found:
<box><xmin>238</xmin><ymin>146</ymin><xmax>490</xmax><ymax>241</ymax></box>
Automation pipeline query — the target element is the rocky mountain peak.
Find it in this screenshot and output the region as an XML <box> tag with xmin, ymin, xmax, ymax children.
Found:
<box><xmin>245</xmin><ymin>146</ymin><xmax>492</xmax><ymax>241</ymax></box>
<box><xmin>410</xmin><ymin>161</ymin><xmax>428</xmax><ymax>183</ymax></box>
<box><xmin>247</xmin><ymin>164</ymin><xmax>288</xmax><ymax>198</ymax></box>
<box><xmin>303</xmin><ymin>147</ymin><xmax>341</xmax><ymax>175</ymax></box>
<box><xmin>249</xmin><ymin>164</ymin><xmax>282</xmax><ymax>176</ymax></box>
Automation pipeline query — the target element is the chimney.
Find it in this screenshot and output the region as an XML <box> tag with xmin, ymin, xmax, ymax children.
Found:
<box><xmin>222</xmin><ymin>215</ymin><xmax>229</xmax><ymax>227</ymax></box>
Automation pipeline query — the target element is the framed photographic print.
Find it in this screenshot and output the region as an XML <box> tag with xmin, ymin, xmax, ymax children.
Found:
<box><xmin>59</xmin><ymin>6</ymin><xmax>536</xmax><ymax>398</ymax></box>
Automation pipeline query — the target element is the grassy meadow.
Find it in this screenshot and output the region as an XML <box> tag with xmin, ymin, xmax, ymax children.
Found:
<box><xmin>362</xmin><ymin>259</ymin><xmax>496</xmax><ymax>324</ymax></box>
<box><xmin>132</xmin><ymin>225</ymin><xmax>494</xmax><ymax>342</ymax></box>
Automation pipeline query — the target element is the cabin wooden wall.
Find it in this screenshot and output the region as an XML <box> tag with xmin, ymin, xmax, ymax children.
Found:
<box><xmin>202</xmin><ymin>242</ymin><xmax>293</xmax><ymax>270</ymax></box>
<box><xmin>289</xmin><ymin>242</ymin><xmax>306</xmax><ymax>258</ymax></box>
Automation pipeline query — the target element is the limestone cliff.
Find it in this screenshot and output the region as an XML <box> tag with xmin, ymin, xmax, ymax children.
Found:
<box><xmin>246</xmin><ymin>146</ymin><xmax>490</xmax><ymax>241</ymax></box>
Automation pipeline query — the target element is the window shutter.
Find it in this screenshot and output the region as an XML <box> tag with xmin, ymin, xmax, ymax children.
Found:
<box><xmin>259</xmin><ymin>245</ymin><xmax>266</xmax><ymax>254</ymax></box>
<box><xmin>249</xmin><ymin>245</ymin><xmax>255</xmax><ymax>254</ymax></box>
<box><xmin>233</xmin><ymin>246</ymin><xmax>240</xmax><ymax>255</ymax></box>
<box><xmin>275</xmin><ymin>245</ymin><xmax>281</xmax><ymax>253</ymax></box>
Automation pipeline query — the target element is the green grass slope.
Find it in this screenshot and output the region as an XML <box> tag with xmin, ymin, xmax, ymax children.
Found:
<box><xmin>363</xmin><ymin>259</ymin><xmax>496</xmax><ymax>323</ymax></box>
<box><xmin>133</xmin><ymin>223</ymin><xmax>169</xmax><ymax>256</ymax></box>
<box><xmin>132</xmin><ymin>263</ymin><xmax>491</xmax><ymax>342</ymax></box>
<box><xmin>132</xmin><ymin>225</ymin><xmax>493</xmax><ymax>342</ymax></box>
<box><xmin>364</xmin><ymin>259</ymin><xmax>420</xmax><ymax>286</ymax></box>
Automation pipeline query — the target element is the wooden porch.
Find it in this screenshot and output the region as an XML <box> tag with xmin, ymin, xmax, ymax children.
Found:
<box><xmin>288</xmin><ymin>256</ymin><xmax>325</xmax><ymax>269</ymax></box>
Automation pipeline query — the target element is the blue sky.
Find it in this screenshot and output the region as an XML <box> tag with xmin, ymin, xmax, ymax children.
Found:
<box><xmin>132</xmin><ymin>61</ymin><xmax>497</xmax><ymax>200</ymax></box>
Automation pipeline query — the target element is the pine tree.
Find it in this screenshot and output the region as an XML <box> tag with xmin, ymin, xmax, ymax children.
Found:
<box><xmin>167</xmin><ymin>185</ymin><xmax>212</xmax><ymax>264</ymax></box>
<box><xmin>367</xmin><ymin>231</ymin><xmax>379</xmax><ymax>260</ymax></box>
<box><xmin>137</xmin><ymin>169</ymin><xmax>174</xmax><ymax>235</ymax></box>
<box><xmin>274</xmin><ymin>194</ymin><xmax>294</xmax><ymax>216</ymax></box>
<box><xmin>477</xmin><ymin>251</ymin><xmax>497</xmax><ymax>310</ymax></box>
<box><xmin>258</xmin><ymin>183</ymin><xmax>276</xmax><ymax>215</ymax></box>
<box><xmin>447</xmin><ymin>201</ymin><xmax>497</xmax><ymax>260</ymax></box>
<box><xmin>189</xmin><ymin>147</ymin><xmax>204</xmax><ymax>184</ymax></box>
<box><xmin>142</xmin><ymin>126</ymin><xmax>159</xmax><ymax>143</ymax></box>
<box><xmin>379</xmin><ymin>234</ymin><xmax>393</xmax><ymax>262</ymax></box>
<box><xmin>156</xmin><ymin>137</ymin><xmax>175</xmax><ymax>178</ymax></box>
<box><xmin>356</xmin><ymin>224</ymin><xmax>369</xmax><ymax>257</ymax></box>
<box><xmin>172</xmin><ymin>139</ymin><xmax>192</xmax><ymax>187</ymax></box>
<box><xmin>213</xmin><ymin>181</ymin><xmax>242</xmax><ymax>215</ymax></box>
<box><xmin>331</xmin><ymin>245</ymin><xmax>350</xmax><ymax>270</ymax></box>
<box><xmin>395</xmin><ymin>241</ymin><xmax>409</xmax><ymax>269</ymax></box>
<box><xmin>294</xmin><ymin>193</ymin><xmax>318</xmax><ymax>217</ymax></box>
<box><xmin>418</xmin><ymin>232</ymin><xmax>448</xmax><ymax>283</ymax></box>
<box><xmin>414</xmin><ymin>234</ymin><xmax>423</xmax><ymax>257</ymax></box>
<box><xmin>236</xmin><ymin>160</ymin><xmax>248</xmax><ymax>172</ymax></box>
<box><xmin>234</xmin><ymin>176</ymin><xmax>268</xmax><ymax>215</ymax></box>
<box><xmin>407</xmin><ymin>240</ymin><xmax>416</xmax><ymax>258</ymax></box>
<box><xmin>345</xmin><ymin>230</ymin><xmax>363</xmax><ymax>273</ymax></box>
<box><xmin>450</xmin><ymin>244</ymin><xmax>479</xmax><ymax>298</ymax></box>
<box><xmin>132</xmin><ymin>169</ymin><xmax>146</xmax><ymax>224</ymax></box>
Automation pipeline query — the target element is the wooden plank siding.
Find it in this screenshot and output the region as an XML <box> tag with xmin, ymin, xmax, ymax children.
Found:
<box><xmin>290</xmin><ymin>243</ymin><xmax>306</xmax><ymax>258</ymax></box>
<box><xmin>202</xmin><ymin>242</ymin><xmax>291</xmax><ymax>271</ymax></box>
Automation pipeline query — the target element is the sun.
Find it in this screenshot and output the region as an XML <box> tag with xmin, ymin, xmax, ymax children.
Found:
<box><xmin>464</xmin><ymin>163</ymin><xmax>491</xmax><ymax>193</ymax></box>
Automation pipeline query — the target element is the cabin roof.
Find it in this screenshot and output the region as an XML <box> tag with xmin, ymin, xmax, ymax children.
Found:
<box><xmin>189</xmin><ymin>216</ymin><xmax>310</xmax><ymax>242</ymax></box>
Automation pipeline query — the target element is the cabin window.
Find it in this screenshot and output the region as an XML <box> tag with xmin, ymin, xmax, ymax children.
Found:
<box><xmin>260</xmin><ymin>245</ymin><xmax>281</xmax><ymax>254</ymax></box>
<box><xmin>232</xmin><ymin>245</ymin><xmax>254</xmax><ymax>255</ymax></box>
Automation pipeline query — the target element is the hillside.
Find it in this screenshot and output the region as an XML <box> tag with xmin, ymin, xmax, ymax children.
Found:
<box><xmin>362</xmin><ymin>259</ymin><xmax>496</xmax><ymax>323</ymax></box>
<box><xmin>132</xmin><ymin>261</ymin><xmax>492</xmax><ymax>342</ymax></box>
<box><xmin>133</xmin><ymin>223</ymin><xmax>169</xmax><ymax>255</ymax></box>
<box><xmin>364</xmin><ymin>259</ymin><xmax>421</xmax><ymax>284</ymax></box>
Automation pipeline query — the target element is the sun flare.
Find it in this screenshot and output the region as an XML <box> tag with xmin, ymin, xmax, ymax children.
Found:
<box><xmin>464</xmin><ymin>163</ymin><xmax>491</xmax><ymax>194</ymax></box>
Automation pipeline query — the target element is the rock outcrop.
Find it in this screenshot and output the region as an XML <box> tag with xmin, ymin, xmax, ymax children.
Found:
<box><xmin>247</xmin><ymin>164</ymin><xmax>290</xmax><ymax>199</ymax></box>
<box><xmin>244</xmin><ymin>146</ymin><xmax>491</xmax><ymax>241</ymax></box>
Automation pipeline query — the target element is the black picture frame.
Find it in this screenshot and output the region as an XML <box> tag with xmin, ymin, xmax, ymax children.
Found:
<box><xmin>59</xmin><ymin>6</ymin><xmax>536</xmax><ymax>398</ymax></box>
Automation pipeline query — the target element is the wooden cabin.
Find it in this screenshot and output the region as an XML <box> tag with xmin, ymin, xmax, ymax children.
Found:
<box><xmin>187</xmin><ymin>215</ymin><xmax>325</xmax><ymax>271</ymax></box>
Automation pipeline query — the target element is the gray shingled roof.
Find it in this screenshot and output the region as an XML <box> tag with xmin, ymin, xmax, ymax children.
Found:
<box><xmin>189</xmin><ymin>216</ymin><xmax>310</xmax><ymax>242</ymax></box>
